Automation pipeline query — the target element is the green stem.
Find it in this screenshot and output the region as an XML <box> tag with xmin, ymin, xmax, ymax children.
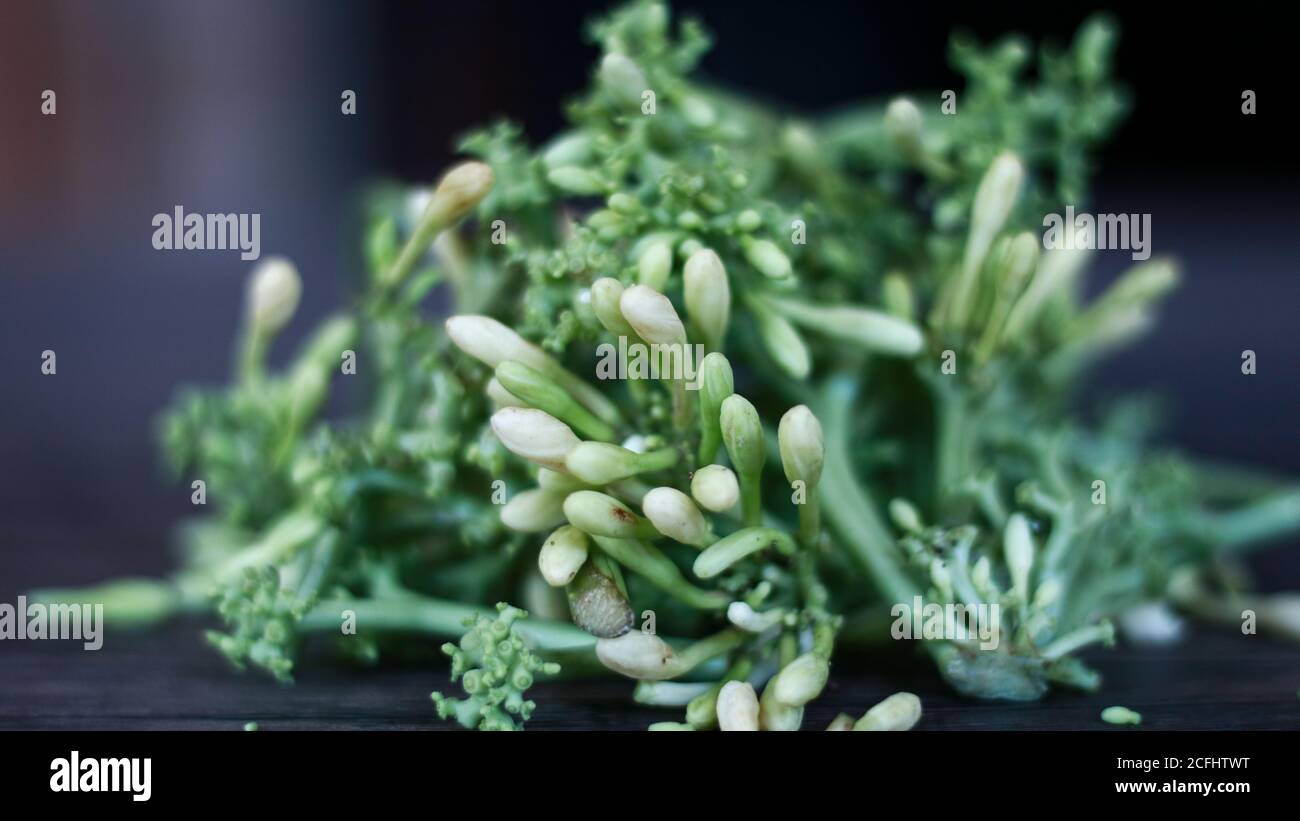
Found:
<box><xmin>1187</xmin><ymin>488</ymin><xmax>1300</xmax><ymax>552</ymax></box>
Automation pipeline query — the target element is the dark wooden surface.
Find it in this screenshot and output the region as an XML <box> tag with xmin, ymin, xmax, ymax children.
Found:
<box><xmin>3</xmin><ymin>616</ymin><xmax>1299</xmax><ymax>730</ymax></box>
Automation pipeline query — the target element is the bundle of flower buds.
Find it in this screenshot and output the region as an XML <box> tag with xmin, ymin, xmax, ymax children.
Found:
<box><xmin>33</xmin><ymin>0</ymin><xmax>1300</xmax><ymax>730</ymax></box>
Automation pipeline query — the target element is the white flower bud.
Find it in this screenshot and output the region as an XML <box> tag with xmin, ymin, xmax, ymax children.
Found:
<box><xmin>888</xmin><ymin>498</ymin><xmax>923</xmax><ymax>534</ymax></box>
<box><xmin>884</xmin><ymin>97</ymin><xmax>923</xmax><ymax>156</ymax></box>
<box><xmin>772</xmin><ymin>653</ymin><xmax>830</xmax><ymax>707</ymax></box>
<box><xmin>716</xmin><ymin>681</ymin><xmax>760</xmax><ymax>731</ymax></box>
<box><xmin>683</xmin><ymin>248</ymin><xmax>730</xmax><ymax>350</ymax></box>
<box><xmin>826</xmin><ymin>713</ymin><xmax>855</xmax><ymax>731</ymax></box>
<box><xmin>246</xmin><ymin>256</ymin><xmax>302</xmax><ymax>334</ymax></box>
<box><xmin>690</xmin><ymin>465</ymin><xmax>740</xmax><ymax>513</ymax></box>
<box><xmin>759</xmin><ymin>681</ymin><xmax>804</xmax><ymax>731</ymax></box>
<box><xmin>854</xmin><ymin>692</ymin><xmax>922</xmax><ymax>731</ymax></box>
<box><xmin>742</xmin><ymin>237</ymin><xmax>792</xmax><ymax>279</ymax></box>
<box><xmin>720</xmin><ymin>394</ymin><xmax>765</xmax><ymax>477</ymax></box>
<box><xmin>445</xmin><ymin>315</ymin><xmax>551</xmax><ymax>371</ymax></box>
<box><xmin>1004</xmin><ymin>513</ymin><xmax>1035</xmax><ymax>601</ymax></box>
<box><xmin>489</xmin><ymin>407</ymin><xmax>580</xmax><ymax>472</ymax></box>
<box><xmin>500</xmin><ymin>489</ymin><xmax>566</xmax><ymax>533</ymax></box>
<box><xmin>425</xmin><ymin>161</ymin><xmax>494</xmax><ymax>228</ymax></box>
<box><xmin>637</xmin><ymin>239</ymin><xmax>673</xmax><ymax>291</ymax></box>
<box><xmin>538</xmin><ymin>525</ymin><xmax>589</xmax><ymax>586</ymax></box>
<box><xmin>590</xmin><ymin>278</ymin><xmax>637</xmax><ymax>337</ymax></box>
<box><xmin>620</xmin><ymin>284</ymin><xmax>686</xmax><ymax>345</ymax></box>
<box><xmin>642</xmin><ymin>487</ymin><xmax>712</xmax><ymax>547</ymax></box>
<box><xmin>964</xmin><ymin>152</ymin><xmax>1024</xmax><ymax>281</ymax></box>
<box><xmin>725</xmin><ymin>601</ymin><xmax>784</xmax><ymax>633</ymax></box>
<box><xmin>563</xmin><ymin>490</ymin><xmax>657</xmax><ymax>540</ymax></box>
<box><xmin>777</xmin><ymin>405</ymin><xmax>824</xmax><ymax>489</ymax></box>
<box><xmin>564</xmin><ymin>441</ymin><xmax>677</xmax><ymax>486</ymax></box>
<box><xmin>595</xmin><ymin>631</ymin><xmax>677</xmax><ymax>680</ymax></box>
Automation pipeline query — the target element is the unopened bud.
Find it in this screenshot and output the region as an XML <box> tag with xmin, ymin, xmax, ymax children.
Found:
<box><xmin>565</xmin><ymin>441</ymin><xmax>677</xmax><ymax>486</ymax></box>
<box><xmin>590</xmin><ymin>278</ymin><xmax>637</xmax><ymax>337</ymax></box>
<box><xmin>772</xmin><ymin>652</ymin><xmax>830</xmax><ymax>707</ymax></box>
<box><xmin>854</xmin><ymin>692</ymin><xmax>922</xmax><ymax>731</ymax></box>
<box><xmin>637</xmin><ymin>239</ymin><xmax>673</xmax><ymax>291</ymax></box>
<box><xmin>778</xmin><ymin>405</ymin><xmax>824</xmax><ymax>490</ymax></box>
<box><xmin>425</xmin><ymin>161</ymin><xmax>494</xmax><ymax>228</ymax></box>
<box><xmin>620</xmin><ymin>284</ymin><xmax>687</xmax><ymax>345</ymax></box>
<box><xmin>538</xmin><ymin>525</ymin><xmax>589</xmax><ymax>586</ymax></box>
<box><xmin>697</xmin><ymin>352</ymin><xmax>734</xmax><ymax>464</ymax></box>
<box><xmin>642</xmin><ymin>487</ymin><xmax>713</xmax><ymax>547</ymax></box>
<box><xmin>500</xmin><ymin>489</ymin><xmax>566</xmax><ymax>533</ymax></box>
<box><xmin>1004</xmin><ymin>513</ymin><xmax>1035</xmax><ymax>601</ymax></box>
<box><xmin>721</xmin><ymin>394</ymin><xmax>765</xmax><ymax>478</ymax></box>
<box><xmin>742</xmin><ymin>237</ymin><xmax>793</xmax><ymax>279</ymax></box>
<box><xmin>683</xmin><ymin>248</ymin><xmax>731</xmax><ymax>350</ymax></box>
<box><xmin>888</xmin><ymin>498</ymin><xmax>924</xmax><ymax>534</ymax></box>
<box><xmin>884</xmin><ymin>97</ymin><xmax>923</xmax><ymax>157</ymax></box>
<box><xmin>690</xmin><ymin>465</ymin><xmax>739</xmax><ymax>513</ymax></box>
<box><xmin>246</xmin><ymin>257</ymin><xmax>302</xmax><ymax>334</ymax></box>
<box><xmin>490</xmin><ymin>407</ymin><xmax>581</xmax><ymax>472</ymax></box>
<box><xmin>563</xmin><ymin>490</ymin><xmax>658</xmax><ymax>540</ymax></box>
<box><xmin>595</xmin><ymin>630</ymin><xmax>677</xmax><ymax>680</ymax></box>
<box><xmin>716</xmin><ymin>681</ymin><xmax>760</xmax><ymax>731</ymax></box>
<box><xmin>598</xmin><ymin>52</ymin><xmax>648</xmax><ymax>110</ymax></box>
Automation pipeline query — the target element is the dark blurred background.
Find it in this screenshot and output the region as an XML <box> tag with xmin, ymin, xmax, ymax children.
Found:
<box><xmin>1</xmin><ymin>0</ymin><xmax>1297</xmax><ymax>594</ymax></box>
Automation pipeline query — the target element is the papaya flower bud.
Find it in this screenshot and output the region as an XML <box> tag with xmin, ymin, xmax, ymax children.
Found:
<box><xmin>722</xmin><ymin>394</ymin><xmax>765</xmax><ymax>525</ymax></box>
<box><xmin>884</xmin><ymin>97</ymin><xmax>924</xmax><ymax>157</ymax></box>
<box><xmin>716</xmin><ymin>681</ymin><xmax>760</xmax><ymax>731</ymax></box>
<box><xmin>759</xmin><ymin>681</ymin><xmax>804</xmax><ymax>731</ymax></box>
<box><xmin>854</xmin><ymin>692</ymin><xmax>922</xmax><ymax>731</ymax></box>
<box><xmin>726</xmin><ymin>601</ymin><xmax>784</xmax><ymax>633</ymax></box>
<box><xmin>590</xmin><ymin>277</ymin><xmax>638</xmax><ymax>337</ymax></box>
<box><xmin>826</xmin><ymin>714</ymin><xmax>856</xmax><ymax>731</ymax></box>
<box><xmin>595</xmin><ymin>631</ymin><xmax>677</xmax><ymax>680</ymax></box>
<box><xmin>637</xmin><ymin>239</ymin><xmax>673</xmax><ymax>291</ymax></box>
<box><xmin>1004</xmin><ymin>513</ymin><xmax>1035</xmax><ymax>602</ymax></box>
<box><xmin>760</xmin><ymin>294</ymin><xmax>924</xmax><ymax>357</ymax></box>
<box><xmin>778</xmin><ymin>405</ymin><xmax>824</xmax><ymax>490</ymax></box>
<box><xmin>696</xmin><ymin>352</ymin><xmax>734</xmax><ymax>464</ymax></box>
<box><xmin>246</xmin><ymin>256</ymin><xmax>302</xmax><ymax>335</ymax></box>
<box><xmin>485</xmin><ymin>377</ymin><xmax>525</xmax><ymax>408</ymax></box>
<box><xmin>538</xmin><ymin>525</ymin><xmax>589</xmax><ymax>586</ymax></box>
<box><xmin>691</xmin><ymin>464</ymin><xmax>740</xmax><ymax>513</ymax></box>
<box><xmin>426</xmin><ymin>161</ymin><xmax>494</xmax><ymax>228</ymax></box>
<box><xmin>598</xmin><ymin>52</ymin><xmax>648</xmax><ymax>111</ymax></box>
<box><xmin>888</xmin><ymin>498</ymin><xmax>924</xmax><ymax>534</ymax></box>
<box><xmin>1117</xmin><ymin>600</ymin><xmax>1185</xmax><ymax>646</ymax></box>
<box><xmin>564</xmin><ymin>441</ymin><xmax>678</xmax><ymax>486</ymax></box>
<box><xmin>741</xmin><ymin>236</ymin><xmax>793</xmax><ymax>279</ymax></box>
<box><xmin>642</xmin><ymin>487</ymin><xmax>714</xmax><ymax>548</ymax></box>
<box><xmin>496</xmin><ymin>361</ymin><xmax>616</xmax><ymax>442</ymax></box>
<box><xmin>546</xmin><ymin>165</ymin><xmax>606</xmax><ymax>196</ymax></box>
<box><xmin>541</xmin><ymin>132</ymin><xmax>593</xmax><ymax>170</ymax></box>
<box><xmin>620</xmin><ymin>284</ymin><xmax>687</xmax><ymax>345</ymax></box>
<box><xmin>683</xmin><ymin>248</ymin><xmax>731</xmax><ymax>351</ymax></box>
<box><xmin>563</xmin><ymin>490</ymin><xmax>659</xmax><ymax>540</ymax></box>
<box><xmin>881</xmin><ymin>272</ymin><xmax>916</xmax><ymax>320</ymax></box>
<box><xmin>500</xmin><ymin>489</ymin><xmax>567</xmax><ymax>533</ymax></box>
<box><xmin>952</xmin><ymin>152</ymin><xmax>1023</xmax><ymax>327</ymax></box>
<box><xmin>751</xmin><ymin>301</ymin><xmax>811</xmax><ymax>379</ymax></box>
<box><xmin>772</xmin><ymin>652</ymin><xmax>831</xmax><ymax>707</ymax></box>
<box><xmin>490</xmin><ymin>407</ymin><xmax>581</xmax><ymax>472</ymax></box>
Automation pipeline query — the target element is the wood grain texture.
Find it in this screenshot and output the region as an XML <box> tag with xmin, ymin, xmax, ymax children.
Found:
<box><xmin>2</xmin><ymin>618</ymin><xmax>1298</xmax><ymax>731</ymax></box>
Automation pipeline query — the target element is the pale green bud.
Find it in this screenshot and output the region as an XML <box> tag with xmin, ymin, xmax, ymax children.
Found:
<box><xmin>590</xmin><ymin>277</ymin><xmax>637</xmax><ymax>337</ymax></box>
<box><xmin>716</xmin><ymin>681</ymin><xmax>760</xmax><ymax>731</ymax></box>
<box><xmin>753</xmin><ymin>304</ymin><xmax>811</xmax><ymax>379</ymax></box>
<box><xmin>721</xmin><ymin>394</ymin><xmax>764</xmax><ymax>478</ymax></box>
<box><xmin>563</xmin><ymin>490</ymin><xmax>658</xmax><ymax>540</ymax></box>
<box><xmin>637</xmin><ymin>239</ymin><xmax>673</xmax><ymax>291</ymax></box>
<box><xmin>598</xmin><ymin>52</ymin><xmax>648</xmax><ymax>110</ymax></box>
<box><xmin>826</xmin><ymin>714</ymin><xmax>855</xmax><ymax>731</ymax></box>
<box><xmin>697</xmin><ymin>352</ymin><xmax>734</xmax><ymax>464</ymax></box>
<box><xmin>888</xmin><ymin>498</ymin><xmax>924</xmax><ymax>534</ymax></box>
<box><xmin>489</xmin><ymin>407</ymin><xmax>581</xmax><ymax>472</ymax></box>
<box><xmin>742</xmin><ymin>236</ymin><xmax>793</xmax><ymax>279</ymax></box>
<box><xmin>246</xmin><ymin>256</ymin><xmax>302</xmax><ymax>334</ymax></box>
<box><xmin>564</xmin><ymin>441</ymin><xmax>677</xmax><ymax>485</ymax></box>
<box><xmin>680</xmin><ymin>95</ymin><xmax>716</xmax><ymax>128</ymax></box>
<box><xmin>777</xmin><ymin>405</ymin><xmax>824</xmax><ymax>489</ymax></box>
<box><xmin>541</xmin><ymin>132</ymin><xmax>593</xmax><ymax>170</ymax></box>
<box><xmin>854</xmin><ymin>692</ymin><xmax>922</xmax><ymax>731</ymax></box>
<box><xmin>735</xmin><ymin>209</ymin><xmax>762</xmax><ymax>232</ymax></box>
<box><xmin>595</xmin><ymin>631</ymin><xmax>677</xmax><ymax>680</ymax></box>
<box><xmin>683</xmin><ymin>248</ymin><xmax>730</xmax><ymax>351</ymax></box>
<box><xmin>536</xmin><ymin>467</ymin><xmax>590</xmax><ymax>495</ymax></box>
<box><xmin>759</xmin><ymin>681</ymin><xmax>804</xmax><ymax>731</ymax></box>
<box><xmin>963</xmin><ymin>152</ymin><xmax>1024</xmax><ymax>287</ymax></box>
<box><xmin>620</xmin><ymin>284</ymin><xmax>686</xmax><ymax>345</ymax></box>
<box><xmin>929</xmin><ymin>558</ymin><xmax>953</xmax><ymax>600</ymax></box>
<box><xmin>1004</xmin><ymin>513</ymin><xmax>1035</xmax><ymax>601</ymax></box>
<box><xmin>1101</xmin><ymin>706</ymin><xmax>1142</xmax><ymax>726</ymax></box>
<box><xmin>725</xmin><ymin>601</ymin><xmax>784</xmax><ymax>633</ymax></box>
<box><xmin>761</xmin><ymin>295</ymin><xmax>924</xmax><ymax>357</ymax></box>
<box><xmin>538</xmin><ymin>525</ymin><xmax>589</xmax><ymax>586</ymax></box>
<box><xmin>1032</xmin><ymin>576</ymin><xmax>1063</xmax><ymax>610</ymax></box>
<box><xmin>546</xmin><ymin>166</ymin><xmax>606</xmax><ymax>195</ymax></box>
<box><xmin>500</xmin><ymin>489</ymin><xmax>566</xmax><ymax>533</ymax></box>
<box><xmin>496</xmin><ymin>361</ymin><xmax>615</xmax><ymax>442</ymax></box>
<box><xmin>884</xmin><ymin>97</ymin><xmax>923</xmax><ymax>157</ymax></box>
<box><xmin>694</xmin><ymin>527</ymin><xmax>797</xmax><ymax>579</ymax></box>
<box><xmin>485</xmin><ymin>377</ymin><xmax>524</xmax><ymax>408</ymax></box>
<box><xmin>642</xmin><ymin>487</ymin><xmax>713</xmax><ymax>547</ymax></box>
<box><xmin>690</xmin><ymin>465</ymin><xmax>740</xmax><ymax>513</ymax></box>
<box><xmin>772</xmin><ymin>652</ymin><xmax>830</xmax><ymax>707</ymax></box>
